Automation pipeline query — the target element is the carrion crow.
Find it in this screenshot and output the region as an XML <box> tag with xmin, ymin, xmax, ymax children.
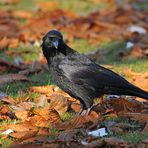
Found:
<box><xmin>42</xmin><ymin>30</ymin><xmax>148</xmax><ymax>115</ymax></box>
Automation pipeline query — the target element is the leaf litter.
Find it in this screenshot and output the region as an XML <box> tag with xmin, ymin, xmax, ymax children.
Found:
<box><xmin>0</xmin><ymin>0</ymin><xmax>148</xmax><ymax>147</ymax></box>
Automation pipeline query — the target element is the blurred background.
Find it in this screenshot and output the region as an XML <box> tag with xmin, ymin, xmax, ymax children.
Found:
<box><xmin>0</xmin><ymin>0</ymin><xmax>148</xmax><ymax>97</ymax></box>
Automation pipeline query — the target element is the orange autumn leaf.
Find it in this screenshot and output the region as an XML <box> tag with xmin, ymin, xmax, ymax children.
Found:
<box><xmin>37</xmin><ymin>2</ymin><xmax>58</xmax><ymax>10</ymax></box>
<box><xmin>9</xmin><ymin>129</ymin><xmax>39</xmax><ymax>140</ymax></box>
<box><xmin>8</xmin><ymin>123</ymin><xmax>36</xmax><ymax>132</ymax></box>
<box><xmin>30</xmin><ymin>85</ymin><xmax>55</xmax><ymax>94</ymax></box>
<box><xmin>12</xmin><ymin>10</ymin><xmax>32</xmax><ymax>19</ymax></box>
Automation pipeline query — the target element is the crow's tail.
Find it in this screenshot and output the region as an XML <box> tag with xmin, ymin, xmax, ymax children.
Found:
<box><xmin>126</xmin><ymin>84</ymin><xmax>148</xmax><ymax>99</ymax></box>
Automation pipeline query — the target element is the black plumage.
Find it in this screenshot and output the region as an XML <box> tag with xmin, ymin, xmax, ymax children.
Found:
<box><xmin>42</xmin><ymin>30</ymin><xmax>148</xmax><ymax>115</ymax></box>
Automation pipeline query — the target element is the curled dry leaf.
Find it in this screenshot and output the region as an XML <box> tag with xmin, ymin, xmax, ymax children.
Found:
<box><xmin>54</xmin><ymin>113</ymin><xmax>99</xmax><ymax>130</ymax></box>
<box><xmin>104</xmin><ymin>97</ymin><xmax>145</xmax><ymax>113</ymax></box>
<box><xmin>48</xmin><ymin>94</ymin><xmax>69</xmax><ymax>115</ymax></box>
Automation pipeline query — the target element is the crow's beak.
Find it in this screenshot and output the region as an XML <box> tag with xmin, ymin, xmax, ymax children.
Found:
<box><xmin>52</xmin><ymin>39</ymin><xmax>59</xmax><ymax>49</ymax></box>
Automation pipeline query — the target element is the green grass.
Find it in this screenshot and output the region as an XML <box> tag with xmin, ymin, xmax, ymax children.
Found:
<box><xmin>0</xmin><ymin>0</ymin><xmax>108</xmax><ymax>15</ymax></box>
<box><xmin>117</xmin><ymin>132</ymin><xmax>148</xmax><ymax>144</ymax></box>
<box><xmin>7</xmin><ymin>43</ymin><xmax>41</xmax><ymax>62</ymax></box>
<box><xmin>0</xmin><ymin>72</ymin><xmax>52</xmax><ymax>98</ymax></box>
<box><xmin>71</xmin><ymin>38</ymin><xmax>97</xmax><ymax>53</ymax></box>
<box><xmin>0</xmin><ymin>138</ymin><xmax>12</xmax><ymax>148</ymax></box>
<box><xmin>61</xmin><ymin>112</ymin><xmax>75</xmax><ymax>122</ymax></box>
<box><xmin>48</xmin><ymin>0</ymin><xmax>108</xmax><ymax>15</ymax></box>
<box><xmin>112</xmin><ymin>58</ymin><xmax>148</xmax><ymax>73</ymax></box>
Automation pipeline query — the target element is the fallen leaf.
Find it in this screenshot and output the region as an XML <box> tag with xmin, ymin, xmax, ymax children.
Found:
<box><xmin>0</xmin><ymin>37</ymin><xmax>9</xmax><ymax>50</ymax></box>
<box><xmin>14</xmin><ymin>110</ymin><xmax>29</xmax><ymax>120</ymax></box>
<box><xmin>8</xmin><ymin>123</ymin><xmax>36</xmax><ymax>132</ymax></box>
<box><xmin>55</xmin><ymin>112</ymin><xmax>99</xmax><ymax>130</ymax></box>
<box><xmin>37</xmin><ymin>95</ymin><xmax>48</xmax><ymax>107</ymax></box>
<box><xmin>12</xmin><ymin>10</ymin><xmax>32</xmax><ymax>19</ymax></box>
<box><xmin>9</xmin><ymin>129</ymin><xmax>39</xmax><ymax>140</ymax></box>
<box><xmin>30</xmin><ymin>85</ymin><xmax>55</xmax><ymax>94</ymax></box>
<box><xmin>1</xmin><ymin>96</ymin><xmax>16</xmax><ymax>104</ymax></box>
<box><xmin>48</xmin><ymin>94</ymin><xmax>69</xmax><ymax>115</ymax></box>
<box><xmin>37</xmin><ymin>2</ymin><xmax>58</xmax><ymax>10</ymax></box>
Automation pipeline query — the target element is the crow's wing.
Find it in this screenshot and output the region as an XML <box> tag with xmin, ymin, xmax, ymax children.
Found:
<box><xmin>59</xmin><ymin>56</ymin><xmax>130</xmax><ymax>90</ymax></box>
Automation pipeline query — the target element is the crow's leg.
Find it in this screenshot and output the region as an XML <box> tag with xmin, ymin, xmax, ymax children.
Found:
<box><xmin>78</xmin><ymin>99</ymin><xmax>86</xmax><ymax>115</ymax></box>
<box><xmin>85</xmin><ymin>103</ymin><xmax>100</xmax><ymax>115</ymax></box>
<box><xmin>78</xmin><ymin>103</ymin><xmax>85</xmax><ymax>115</ymax></box>
<box><xmin>83</xmin><ymin>99</ymin><xmax>93</xmax><ymax>115</ymax></box>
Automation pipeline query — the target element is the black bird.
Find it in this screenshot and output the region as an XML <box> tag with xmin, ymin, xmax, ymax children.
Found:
<box><xmin>42</xmin><ymin>30</ymin><xmax>148</xmax><ymax>115</ymax></box>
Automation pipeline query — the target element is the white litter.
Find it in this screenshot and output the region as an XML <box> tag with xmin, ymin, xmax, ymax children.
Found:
<box><xmin>127</xmin><ymin>25</ymin><xmax>147</xmax><ymax>34</ymax></box>
<box><xmin>87</xmin><ymin>127</ymin><xmax>108</xmax><ymax>137</ymax></box>
<box><xmin>1</xmin><ymin>129</ymin><xmax>14</xmax><ymax>135</ymax></box>
<box><xmin>126</xmin><ymin>42</ymin><xmax>134</xmax><ymax>49</ymax></box>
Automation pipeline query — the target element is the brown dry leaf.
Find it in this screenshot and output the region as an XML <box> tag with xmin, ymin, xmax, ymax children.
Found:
<box><xmin>33</xmin><ymin>107</ymin><xmax>50</xmax><ymax>117</ymax></box>
<box><xmin>8</xmin><ymin>122</ymin><xmax>36</xmax><ymax>132</ymax></box>
<box><xmin>104</xmin><ymin>97</ymin><xmax>144</xmax><ymax>113</ymax></box>
<box><xmin>30</xmin><ymin>85</ymin><xmax>55</xmax><ymax>94</ymax></box>
<box><xmin>1</xmin><ymin>96</ymin><xmax>16</xmax><ymax>104</ymax></box>
<box><xmin>0</xmin><ymin>74</ymin><xmax>29</xmax><ymax>84</ymax></box>
<box><xmin>22</xmin><ymin>135</ymin><xmax>49</xmax><ymax>144</ymax></box>
<box><xmin>124</xmin><ymin>70</ymin><xmax>148</xmax><ymax>91</ymax></box>
<box><xmin>37</xmin><ymin>2</ymin><xmax>58</xmax><ymax>10</ymax></box>
<box><xmin>125</xmin><ymin>113</ymin><xmax>148</xmax><ymax>122</ymax></box>
<box><xmin>0</xmin><ymin>106</ymin><xmax>10</xmax><ymax>115</ymax></box>
<box><xmin>48</xmin><ymin>94</ymin><xmax>69</xmax><ymax>115</ymax></box>
<box><xmin>37</xmin><ymin>127</ymin><xmax>49</xmax><ymax>136</ymax></box>
<box><xmin>8</xmin><ymin>38</ymin><xmax>19</xmax><ymax>48</ymax></box>
<box><xmin>28</xmin><ymin>109</ymin><xmax>61</xmax><ymax>127</ymax></box>
<box><xmin>14</xmin><ymin>110</ymin><xmax>29</xmax><ymax>120</ymax></box>
<box><xmin>36</xmin><ymin>95</ymin><xmax>49</xmax><ymax>107</ymax></box>
<box><xmin>55</xmin><ymin>112</ymin><xmax>99</xmax><ymax>130</ymax></box>
<box><xmin>12</xmin><ymin>10</ymin><xmax>32</xmax><ymax>19</ymax></box>
<box><xmin>0</xmin><ymin>37</ymin><xmax>9</xmax><ymax>50</ymax></box>
<box><xmin>71</xmin><ymin>103</ymin><xmax>81</xmax><ymax>112</ymax></box>
<box><xmin>27</xmin><ymin>115</ymin><xmax>50</xmax><ymax>128</ymax></box>
<box><xmin>9</xmin><ymin>128</ymin><xmax>39</xmax><ymax>140</ymax></box>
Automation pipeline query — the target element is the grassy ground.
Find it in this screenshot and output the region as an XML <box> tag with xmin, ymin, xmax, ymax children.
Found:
<box><xmin>0</xmin><ymin>0</ymin><xmax>148</xmax><ymax>147</ymax></box>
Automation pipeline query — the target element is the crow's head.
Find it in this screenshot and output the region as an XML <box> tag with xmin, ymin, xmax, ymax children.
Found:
<box><xmin>42</xmin><ymin>30</ymin><xmax>63</xmax><ymax>49</ymax></box>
